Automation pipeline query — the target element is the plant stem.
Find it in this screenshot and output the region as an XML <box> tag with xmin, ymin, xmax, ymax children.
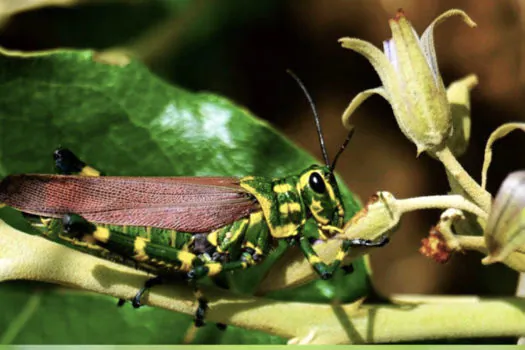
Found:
<box><xmin>2</xmin><ymin>221</ymin><xmax>525</xmax><ymax>344</ymax></box>
<box><xmin>396</xmin><ymin>194</ymin><xmax>487</xmax><ymax>220</ymax></box>
<box><xmin>456</xmin><ymin>235</ymin><xmax>486</xmax><ymax>252</ymax></box>
<box><xmin>516</xmin><ymin>273</ymin><xmax>525</xmax><ymax>344</ymax></box>
<box><xmin>433</xmin><ymin>145</ymin><xmax>492</xmax><ymax>213</ymax></box>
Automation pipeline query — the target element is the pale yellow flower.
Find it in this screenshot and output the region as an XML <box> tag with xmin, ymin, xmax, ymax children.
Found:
<box><xmin>340</xmin><ymin>9</ymin><xmax>476</xmax><ymax>155</ymax></box>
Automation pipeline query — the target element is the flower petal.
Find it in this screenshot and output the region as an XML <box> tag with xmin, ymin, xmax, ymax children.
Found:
<box><xmin>445</xmin><ymin>74</ymin><xmax>478</xmax><ymax>157</ymax></box>
<box><xmin>387</xmin><ymin>12</ymin><xmax>451</xmax><ymax>153</ymax></box>
<box><xmin>341</xmin><ymin>87</ymin><xmax>387</xmax><ymax>129</ymax></box>
<box><xmin>482</xmin><ymin>123</ymin><xmax>525</xmax><ymax>189</ymax></box>
<box><xmin>484</xmin><ymin>171</ymin><xmax>525</xmax><ymax>263</ymax></box>
<box><xmin>339</xmin><ymin>38</ymin><xmax>399</xmax><ymax>96</ymax></box>
<box><xmin>420</xmin><ymin>9</ymin><xmax>477</xmax><ymax>88</ymax></box>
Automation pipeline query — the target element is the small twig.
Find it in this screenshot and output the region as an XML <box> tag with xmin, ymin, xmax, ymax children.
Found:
<box><xmin>396</xmin><ymin>194</ymin><xmax>487</xmax><ymax>221</ymax></box>
<box><xmin>2</xmin><ymin>221</ymin><xmax>525</xmax><ymax>343</ymax></box>
<box><xmin>432</xmin><ymin>145</ymin><xmax>492</xmax><ymax>213</ymax></box>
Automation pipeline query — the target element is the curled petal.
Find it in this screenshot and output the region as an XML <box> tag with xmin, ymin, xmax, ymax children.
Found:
<box><xmin>339</xmin><ymin>38</ymin><xmax>400</xmax><ymax>98</ymax></box>
<box><xmin>341</xmin><ymin>87</ymin><xmax>387</xmax><ymax>130</ymax></box>
<box><xmin>445</xmin><ymin>74</ymin><xmax>478</xmax><ymax>157</ymax></box>
<box><xmin>482</xmin><ymin>123</ymin><xmax>525</xmax><ymax>189</ymax></box>
<box><xmin>484</xmin><ymin>171</ymin><xmax>525</xmax><ymax>263</ymax></box>
<box><xmin>420</xmin><ymin>9</ymin><xmax>477</xmax><ymax>89</ymax></box>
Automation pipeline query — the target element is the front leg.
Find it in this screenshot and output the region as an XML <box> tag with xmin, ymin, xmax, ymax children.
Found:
<box><xmin>299</xmin><ymin>230</ymin><xmax>390</xmax><ymax>280</ymax></box>
<box><xmin>318</xmin><ymin>224</ymin><xmax>343</xmax><ymax>238</ymax></box>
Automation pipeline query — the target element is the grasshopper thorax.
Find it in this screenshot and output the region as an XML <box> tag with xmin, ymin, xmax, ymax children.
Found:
<box><xmin>297</xmin><ymin>164</ymin><xmax>345</xmax><ymax>229</ymax></box>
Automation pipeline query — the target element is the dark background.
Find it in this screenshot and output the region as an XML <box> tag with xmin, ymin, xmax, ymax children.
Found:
<box><xmin>1</xmin><ymin>0</ymin><xmax>523</xmax><ymax>297</ymax></box>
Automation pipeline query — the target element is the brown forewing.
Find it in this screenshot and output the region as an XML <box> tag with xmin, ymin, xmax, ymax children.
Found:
<box><xmin>0</xmin><ymin>174</ymin><xmax>258</xmax><ymax>232</ymax></box>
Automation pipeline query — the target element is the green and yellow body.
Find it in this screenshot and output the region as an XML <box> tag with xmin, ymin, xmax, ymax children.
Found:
<box><xmin>17</xmin><ymin>160</ymin><xmax>347</xmax><ymax>281</ymax></box>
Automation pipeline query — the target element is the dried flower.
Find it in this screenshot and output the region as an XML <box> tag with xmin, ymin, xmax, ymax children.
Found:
<box><xmin>420</xmin><ymin>227</ymin><xmax>452</xmax><ymax>263</ymax></box>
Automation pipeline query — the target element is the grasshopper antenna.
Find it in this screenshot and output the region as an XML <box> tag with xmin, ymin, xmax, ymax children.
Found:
<box><xmin>286</xmin><ymin>69</ymin><xmax>330</xmax><ymax>168</ymax></box>
<box><xmin>330</xmin><ymin>127</ymin><xmax>355</xmax><ymax>172</ymax></box>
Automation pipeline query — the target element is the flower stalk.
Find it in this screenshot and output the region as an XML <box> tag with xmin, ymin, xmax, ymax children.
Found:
<box><xmin>432</xmin><ymin>145</ymin><xmax>492</xmax><ymax>213</ymax></box>
<box><xmin>1</xmin><ymin>220</ymin><xmax>525</xmax><ymax>344</ymax></box>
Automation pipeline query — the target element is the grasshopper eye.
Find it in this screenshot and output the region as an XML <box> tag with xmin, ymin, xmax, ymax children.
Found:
<box><xmin>309</xmin><ymin>172</ymin><xmax>326</xmax><ymax>194</ymax></box>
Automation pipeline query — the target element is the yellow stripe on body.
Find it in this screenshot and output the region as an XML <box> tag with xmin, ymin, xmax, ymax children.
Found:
<box><xmin>310</xmin><ymin>199</ymin><xmax>329</xmax><ymax>225</ymax></box>
<box><xmin>178</xmin><ymin>250</ymin><xmax>196</xmax><ymax>271</ymax></box>
<box><xmin>207</xmin><ymin>230</ymin><xmax>219</xmax><ymax>247</ymax></box>
<box><xmin>40</xmin><ymin>218</ymin><xmax>52</xmax><ymax>226</ymax></box>
<box><xmin>133</xmin><ymin>236</ymin><xmax>149</xmax><ymax>261</ymax></box>
<box><xmin>58</xmin><ymin>234</ymin><xmax>106</xmax><ymax>251</ymax></box>
<box><xmin>241</xmin><ymin>181</ymin><xmax>298</xmax><ymax>239</ymax></box>
<box><xmin>316</xmin><ymin>226</ymin><xmax>329</xmax><ymax>241</ymax></box>
<box><xmin>278</xmin><ymin>202</ymin><xmax>302</xmax><ymax>215</ymax></box>
<box><xmin>249</xmin><ymin>211</ymin><xmax>263</xmax><ymax>225</ymax></box>
<box><xmin>298</xmin><ymin>170</ymin><xmax>311</xmax><ymax>193</ymax></box>
<box><xmin>206</xmin><ymin>263</ymin><xmax>223</xmax><ymax>276</ymax></box>
<box><xmin>308</xmin><ymin>255</ymin><xmax>322</xmax><ymax>264</ymax></box>
<box><xmin>297</xmin><ymin>173</ymin><xmax>329</xmax><ymax>225</ymax></box>
<box><xmin>272</xmin><ymin>222</ymin><xmax>297</xmax><ymax>239</ymax></box>
<box><xmin>273</xmin><ymin>183</ymin><xmax>293</xmax><ymax>193</ymax></box>
<box><xmin>224</xmin><ymin>219</ymin><xmax>249</xmax><ymax>250</ymax></box>
<box><xmin>240</xmin><ymin>182</ymin><xmax>273</xmax><ymax>221</ymax></box>
<box><xmin>244</xmin><ymin>241</ymin><xmax>263</xmax><ymax>255</ymax></box>
<box><xmin>80</xmin><ymin>166</ymin><xmax>101</xmax><ymax>177</ymax></box>
<box><xmin>93</xmin><ymin>226</ymin><xmax>111</xmax><ymax>243</ymax></box>
<box><xmin>335</xmin><ymin>248</ymin><xmax>346</xmax><ymax>262</ymax></box>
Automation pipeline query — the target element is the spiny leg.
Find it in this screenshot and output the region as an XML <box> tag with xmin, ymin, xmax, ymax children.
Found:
<box><xmin>55</xmin><ymin>149</ymin><xmax>138</xmax><ymax>306</ymax></box>
<box><xmin>299</xmin><ymin>231</ymin><xmax>390</xmax><ymax>280</ymax></box>
<box><xmin>52</xmin><ymin>149</ymin><xmax>228</xmax><ymax>325</ymax></box>
<box><xmin>340</xmin><ymin>235</ymin><xmax>390</xmax><ymax>275</ymax></box>
<box><xmin>193</xmin><ymin>288</ymin><xmax>208</xmax><ymax>328</ymax></box>
<box><xmin>53</xmin><ymin>149</ymin><xmax>152</xmax><ymax>308</ymax></box>
<box><xmin>132</xmin><ymin>276</ymin><xmax>164</xmax><ymax>308</ymax></box>
<box><xmin>115</xmin><ymin>276</ymin><xmax>165</xmax><ymax>308</ymax></box>
<box><xmin>187</xmin><ymin>249</ymin><xmax>262</xmax><ymax>328</ymax></box>
<box><xmin>184</xmin><ymin>245</ymin><xmax>264</xmax><ymax>328</ymax></box>
<box><xmin>346</xmin><ymin>235</ymin><xmax>390</xmax><ymax>248</ymax></box>
<box><xmin>62</xmin><ymin>213</ymin><xmax>182</xmax><ymax>308</ymax></box>
<box><xmin>62</xmin><ymin>213</ymin><xmax>257</xmax><ymax>327</ymax></box>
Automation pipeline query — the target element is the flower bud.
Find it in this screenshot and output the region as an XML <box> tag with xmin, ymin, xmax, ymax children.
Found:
<box><xmin>483</xmin><ymin>171</ymin><xmax>525</xmax><ymax>264</ymax></box>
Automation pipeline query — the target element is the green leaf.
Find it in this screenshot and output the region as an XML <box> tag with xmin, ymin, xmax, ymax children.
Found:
<box><xmin>0</xmin><ymin>50</ymin><xmax>366</xmax><ymax>344</ymax></box>
<box><xmin>0</xmin><ymin>281</ymin><xmax>285</xmax><ymax>344</ymax></box>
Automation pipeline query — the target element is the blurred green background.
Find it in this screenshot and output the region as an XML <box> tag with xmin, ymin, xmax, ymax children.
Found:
<box><xmin>0</xmin><ymin>0</ymin><xmax>523</xmax><ymax>344</ymax></box>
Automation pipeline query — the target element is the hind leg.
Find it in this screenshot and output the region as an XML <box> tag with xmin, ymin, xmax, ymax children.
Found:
<box><xmin>63</xmin><ymin>213</ymin><xmax>234</xmax><ymax>327</ymax></box>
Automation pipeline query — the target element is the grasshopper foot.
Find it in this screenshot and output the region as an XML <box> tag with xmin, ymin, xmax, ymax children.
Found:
<box><xmin>118</xmin><ymin>276</ymin><xmax>164</xmax><ymax>309</ymax></box>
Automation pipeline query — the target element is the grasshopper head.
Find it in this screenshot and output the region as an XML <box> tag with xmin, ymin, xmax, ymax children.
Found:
<box><xmin>298</xmin><ymin>165</ymin><xmax>345</xmax><ymax>229</ymax></box>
